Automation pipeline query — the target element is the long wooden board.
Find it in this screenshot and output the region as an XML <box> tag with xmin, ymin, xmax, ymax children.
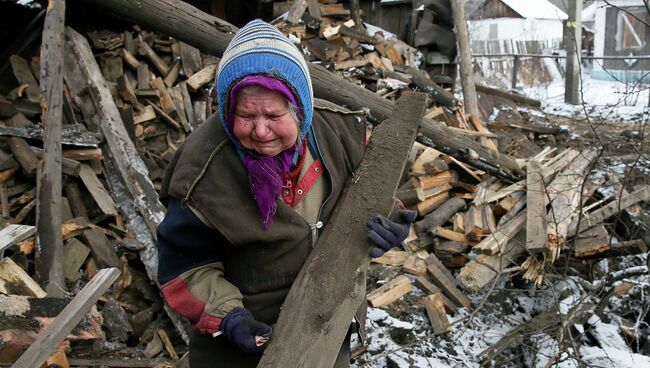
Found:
<box><xmin>12</xmin><ymin>268</ymin><xmax>120</xmax><ymax>368</ymax></box>
<box><xmin>258</xmin><ymin>93</ymin><xmax>427</xmax><ymax>368</ymax></box>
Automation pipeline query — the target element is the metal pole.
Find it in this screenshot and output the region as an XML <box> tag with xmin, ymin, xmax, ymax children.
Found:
<box><xmin>565</xmin><ymin>0</ymin><xmax>582</xmax><ymax>104</ymax></box>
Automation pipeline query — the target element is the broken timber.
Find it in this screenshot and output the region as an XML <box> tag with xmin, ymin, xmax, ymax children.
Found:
<box><xmin>64</xmin><ymin>27</ymin><xmax>164</xmax><ymax>243</ymax></box>
<box><xmin>79</xmin><ymin>0</ymin><xmax>523</xmax><ymax>183</ymax></box>
<box><xmin>12</xmin><ymin>268</ymin><xmax>120</xmax><ymax>368</ymax></box>
<box><xmin>36</xmin><ymin>0</ymin><xmax>66</xmax><ymax>297</ymax></box>
<box><xmin>258</xmin><ymin>93</ymin><xmax>427</xmax><ymax>368</ymax></box>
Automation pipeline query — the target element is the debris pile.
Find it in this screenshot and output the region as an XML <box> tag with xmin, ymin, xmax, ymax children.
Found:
<box><xmin>0</xmin><ymin>0</ymin><xmax>648</xmax><ymax>366</ymax></box>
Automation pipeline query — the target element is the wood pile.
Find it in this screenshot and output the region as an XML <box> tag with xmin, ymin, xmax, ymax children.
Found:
<box><xmin>369</xmin><ymin>140</ymin><xmax>649</xmax><ymax>336</ymax></box>
<box><xmin>272</xmin><ymin>0</ymin><xmax>457</xmax><ymax>107</ymax></box>
<box><xmin>0</xmin><ymin>0</ymin><xmax>648</xmax><ymax>365</ymax></box>
<box><xmin>0</xmin><ymin>23</ymin><xmax>218</xmax><ymax>366</ymax></box>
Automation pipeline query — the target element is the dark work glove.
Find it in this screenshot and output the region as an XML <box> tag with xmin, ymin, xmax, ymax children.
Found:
<box><xmin>367</xmin><ymin>208</ymin><xmax>417</xmax><ymax>258</ymax></box>
<box><xmin>221</xmin><ymin>307</ymin><xmax>272</xmax><ymax>354</ymax></box>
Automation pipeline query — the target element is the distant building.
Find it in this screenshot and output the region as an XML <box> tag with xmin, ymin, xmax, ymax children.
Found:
<box><xmin>468</xmin><ymin>0</ymin><xmax>567</xmax><ymax>44</ymax></box>
<box><xmin>585</xmin><ymin>0</ymin><xmax>650</xmax><ymax>82</ymax></box>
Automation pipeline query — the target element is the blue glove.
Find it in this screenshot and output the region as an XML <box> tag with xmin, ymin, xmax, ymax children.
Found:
<box><xmin>220</xmin><ymin>307</ymin><xmax>272</xmax><ymax>354</ymax></box>
<box><xmin>367</xmin><ymin>208</ymin><xmax>417</xmax><ymax>258</ymax></box>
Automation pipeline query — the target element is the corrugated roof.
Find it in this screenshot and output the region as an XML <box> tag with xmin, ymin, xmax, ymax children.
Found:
<box><xmin>501</xmin><ymin>0</ymin><xmax>568</xmax><ymax>20</ymax></box>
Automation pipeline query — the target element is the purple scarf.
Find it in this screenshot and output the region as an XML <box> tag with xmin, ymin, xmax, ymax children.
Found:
<box><xmin>226</xmin><ymin>76</ymin><xmax>302</xmax><ymax>230</ymax></box>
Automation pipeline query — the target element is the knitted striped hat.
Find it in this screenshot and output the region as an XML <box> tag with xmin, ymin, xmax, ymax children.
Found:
<box><xmin>217</xmin><ymin>19</ymin><xmax>314</xmax><ymax>139</ymax></box>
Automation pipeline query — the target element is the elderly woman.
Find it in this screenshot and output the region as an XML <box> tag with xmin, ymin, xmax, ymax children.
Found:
<box><xmin>156</xmin><ymin>20</ymin><xmax>416</xmax><ymax>367</ymax></box>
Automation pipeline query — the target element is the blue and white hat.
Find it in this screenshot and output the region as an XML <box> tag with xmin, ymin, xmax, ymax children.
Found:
<box><xmin>216</xmin><ymin>19</ymin><xmax>314</xmax><ymax>138</ymax></box>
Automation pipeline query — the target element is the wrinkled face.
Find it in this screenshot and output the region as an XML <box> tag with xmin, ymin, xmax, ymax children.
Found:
<box><xmin>232</xmin><ymin>88</ymin><xmax>299</xmax><ymax>157</ymax></box>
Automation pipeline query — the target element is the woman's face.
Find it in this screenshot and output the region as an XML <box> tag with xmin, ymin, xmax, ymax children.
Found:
<box><xmin>232</xmin><ymin>88</ymin><xmax>299</xmax><ymax>156</ymax></box>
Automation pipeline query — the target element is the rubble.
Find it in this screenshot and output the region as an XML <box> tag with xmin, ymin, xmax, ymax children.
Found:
<box><xmin>0</xmin><ymin>0</ymin><xmax>648</xmax><ymax>366</ymax></box>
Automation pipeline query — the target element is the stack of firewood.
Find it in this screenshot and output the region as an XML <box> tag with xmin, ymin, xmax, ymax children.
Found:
<box><xmin>271</xmin><ymin>0</ymin><xmax>457</xmax><ymax>107</ymax></box>
<box><xmin>367</xmin><ymin>137</ymin><xmax>649</xmax><ymax>335</ymax></box>
<box><xmin>0</xmin><ymin>24</ymin><xmax>220</xmax><ymax>365</ymax></box>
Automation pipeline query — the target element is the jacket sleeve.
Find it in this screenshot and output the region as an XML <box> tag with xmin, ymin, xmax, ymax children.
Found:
<box><xmin>157</xmin><ymin>197</ymin><xmax>244</xmax><ymax>334</ymax></box>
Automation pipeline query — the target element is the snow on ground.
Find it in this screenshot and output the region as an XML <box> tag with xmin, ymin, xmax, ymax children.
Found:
<box><xmin>518</xmin><ymin>74</ymin><xmax>650</xmax><ymax>122</ymax></box>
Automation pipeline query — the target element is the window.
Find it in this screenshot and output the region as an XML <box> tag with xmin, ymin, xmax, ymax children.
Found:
<box><xmin>616</xmin><ymin>9</ymin><xmax>646</xmax><ymax>50</ymax></box>
<box><xmin>489</xmin><ymin>23</ymin><xmax>498</xmax><ymax>40</ymax></box>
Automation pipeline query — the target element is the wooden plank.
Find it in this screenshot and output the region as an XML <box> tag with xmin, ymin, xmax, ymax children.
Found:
<box><xmin>371</xmin><ymin>250</ymin><xmax>409</xmax><ymax>266</ymax></box>
<box><xmin>259</xmin><ymin>93</ymin><xmax>427</xmax><ymax>368</ymax></box>
<box><xmin>366</xmin><ymin>275</ymin><xmax>413</xmax><ymax>307</ymax></box>
<box><xmin>457</xmin><ymin>232</ymin><xmax>526</xmax><ymax>292</ymax></box>
<box><xmin>149</xmin><ymin>77</ymin><xmax>176</xmax><ymax>114</ymax></box>
<box><xmin>163</xmin><ymin>59</ymin><xmax>181</xmax><ymax>87</ymax></box>
<box><xmin>36</xmin><ymin>0</ymin><xmax>67</xmax><ymax>297</ymax></box>
<box><xmin>546</xmin><ymin>149</ymin><xmax>598</xmax><ymax>260</ymax></box>
<box><xmin>119</xmin><ymin>47</ymin><xmax>140</xmax><ymax>70</ymax></box>
<box><xmin>435</xmin><ymin>227</ymin><xmax>478</xmax><ymax>246</ymax></box>
<box><xmin>475</xmin><ymin>149</ymin><xmax>580</xmax><ymax>205</ymax></box>
<box><xmin>12</xmin><ymin>268</ymin><xmax>121</xmax><ymax>368</ymax></box>
<box><xmin>423</xmin><ymin>294</ymin><xmax>451</xmax><ymax>335</ymax></box>
<box><xmin>178</xmin><ymin>81</ymin><xmax>195</xmax><ymax>130</ymax></box>
<box><xmin>169</xmin><ymin>85</ymin><xmax>191</xmax><ymax>132</ymax></box>
<box><xmin>526</xmin><ymin>160</ymin><xmax>548</xmax><ymax>253</ymax></box>
<box><xmin>10</xmin><ymin>55</ymin><xmax>40</xmax><ymax>102</ymax></box>
<box><xmin>138</xmin><ymin>35</ymin><xmax>169</xmax><ymax>75</ymax></box>
<box><xmin>411</xmin><ymin>147</ymin><xmax>442</xmax><ymax>176</ymax></box>
<box><xmin>186</xmin><ymin>63</ymin><xmax>217</xmax><ymax>92</ymax></box>
<box><xmin>79</xmin><ymin>163</ymin><xmax>118</xmax><ymax>216</ymax></box>
<box><xmin>403</xmin><ymin>254</ymin><xmax>427</xmax><ymax>276</ymax></box>
<box><xmin>0</xmin><ymin>257</ymin><xmax>47</xmax><ymax>297</ymax></box>
<box><xmin>82</xmin><ymin>228</ymin><xmax>120</xmax><ymax>268</ymax></box>
<box><xmin>476</xmin><ymin>84</ymin><xmax>541</xmax><ymax>107</ymax></box>
<box><xmin>0</xmin><ymin>224</ymin><xmax>36</xmax><ymax>258</ymax></box>
<box><xmin>133</xmin><ymin>105</ymin><xmax>157</xmax><ymax>124</ymax></box>
<box><xmin>424</xmin><ymin>253</ymin><xmax>471</xmax><ymax>308</ymax></box>
<box><xmin>63</xmin><ymin>238</ymin><xmax>90</xmax><ymax>282</ymax></box>
<box><xmin>473</xmin><ymin>210</ymin><xmax>526</xmax><ymax>255</ymax></box>
<box><xmin>415</xmin><ymin>191</ymin><xmax>449</xmax><ymax>216</ymax></box>
<box><xmin>417</xmin><ymin>171</ymin><xmax>453</xmax><ymax>190</ymax></box>
<box><xmin>568</xmin><ymin>185</ymin><xmax>650</xmax><ymax>236</ymax></box>
<box><xmin>179</xmin><ymin>41</ymin><xmax>202</xmax><ymax>77</ymax></box>
<box><xmin>5</xmin><ymin>114</ymin><xmax>39</xmax><ymax>175</ymax></box>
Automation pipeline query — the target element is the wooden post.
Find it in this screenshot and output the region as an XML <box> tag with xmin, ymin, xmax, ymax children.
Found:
<box><xmin>511</xmin><ymin>55</ymin><xmax>520</xmax><ymax>90</ymax></box>
<box><xmin>78</xmin><ymin>0</ymin><xmax>523</xmax><ymax>182</ymax></box>
<box><xmin>564</xmin><ymin>0</ymin><xmax>582</xmax><ymax>104</ymax></box>
<box><xmin>258</xmin><ymin>93</ymin><xmax>427</xmax><ymax>368</ymax></box>
<box><xmin>450</xmin><ymin>0</ymin><xmax>479</xmax><ymax>119</ymax></box>
<box><xmin>37</xmin><ymin>0</ymin><xmax>66</xmax><ymax>297</ymax></box>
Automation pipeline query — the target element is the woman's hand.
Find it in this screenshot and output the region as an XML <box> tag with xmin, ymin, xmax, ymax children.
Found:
<box><xmin>220</xmin><ymin>307</ymin><xmax>272</xmax><ymax>354</ymax></box>
<box><xmin>366</xmin><ymin>209</ymin><xmax>417</xmax><ymax>258</ymax></box>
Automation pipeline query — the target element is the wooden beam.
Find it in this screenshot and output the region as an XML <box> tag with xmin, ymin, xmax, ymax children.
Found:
<box><xmin>12</xmin><ymin>268</ymin><xmax>120</xmax><ymax>368</ymax></box>
<box><xmin>64</xmin><ymin>26</ymin><xmax>165</xmax><ymax>239</ymax></box>
<box><xmin>258</xmin><ymin>93</ymin><xmax>427</xmax><ymax>368</ymax></box>
<box><xmin>77</xmin><ymin>0</ymin><xmax>524</xmax><ymax>183</ymax></box>
<box><xmin>423</xmin><ymin>294</ymin><xmax>451</xmax><ymax>335</ymax></box>
<box><xmin>0</xmin><ymin>224</ymin><xmax>36</xmax><ymax>258</ymax></box>
<box><xmin>568</xmin><ymin>185</ymin><xmax>650</xmax><ymax>236</ymax></box>
<box><xmin>366</xmin><ymin>275</ymin><xmax>413</xmax><ymax>307</ymax></box>
<box><xmin>36</xmin><ymin>0</ymin><xmax>66</xmax><ymax>298</ymax></box>
<box><xmin>424</xmin><ymin>253</ymin><xmax>471</xmax><ymax>308</ymax></box>
<box><xmin>476</xmin><ymin>84</ymin><xmax>541</xmax><ymax>108</ymax></box>
<box><xmin>525</xmin><ymin>160</ymin><xmax>547</xmax><ymax>253</ymax></box>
